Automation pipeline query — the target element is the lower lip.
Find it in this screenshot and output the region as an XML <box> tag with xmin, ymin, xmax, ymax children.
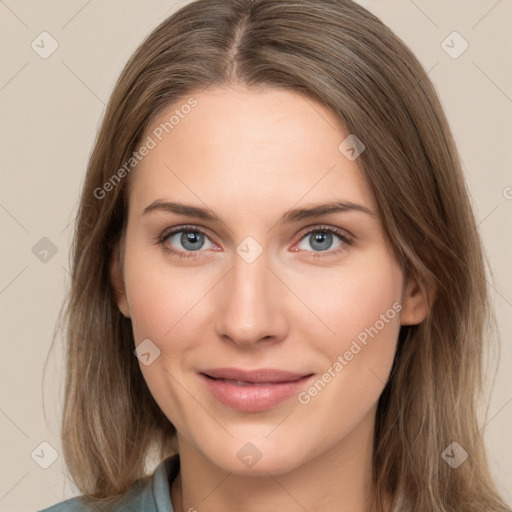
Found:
<box><xmin>200</xmin><ymin>373</ymin><xmax>314</xmax><ymax>412</ymax></box>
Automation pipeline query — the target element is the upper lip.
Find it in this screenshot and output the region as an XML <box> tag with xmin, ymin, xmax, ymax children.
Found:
<box><xmin>200</xmin><ymin>368</ymin><xmax>313</xmax><ymax>383</ymax></box>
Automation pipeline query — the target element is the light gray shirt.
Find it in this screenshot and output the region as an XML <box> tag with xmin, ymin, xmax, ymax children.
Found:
<box><xmin>37</xmin><ymin>454</ymin><xmax>180</xmax><ymax>511</ymax></box>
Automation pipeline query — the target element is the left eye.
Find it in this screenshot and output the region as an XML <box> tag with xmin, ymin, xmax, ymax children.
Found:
<box><xmin>295</xmin><ymin>228</ymin><xmax>348</xmax><ymax>253</ymax></box>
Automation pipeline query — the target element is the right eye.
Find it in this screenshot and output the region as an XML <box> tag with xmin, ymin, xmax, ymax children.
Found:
<box><xmin>157</xmin><ymin>225</ymin><xmax>218</xmax><ymax>258</ymax></box>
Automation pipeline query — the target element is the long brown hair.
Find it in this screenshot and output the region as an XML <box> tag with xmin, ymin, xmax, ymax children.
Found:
<box><xmin>50</xmin><ymin>0</ymin><xmax>509</xmax><ymax>510</ymax></box>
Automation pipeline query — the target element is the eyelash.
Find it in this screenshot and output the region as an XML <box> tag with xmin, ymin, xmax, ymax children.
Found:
<box><xmin>155</xmin><ymin>224</ymin><xmax>352</xmax><ymax>259</ymax></box>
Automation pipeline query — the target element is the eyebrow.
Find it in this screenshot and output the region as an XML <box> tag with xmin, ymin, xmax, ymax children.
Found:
<box><xmin>142</xmin><ymin>200</ymin><xmax>375</xmax><ymax>225</ymax></box>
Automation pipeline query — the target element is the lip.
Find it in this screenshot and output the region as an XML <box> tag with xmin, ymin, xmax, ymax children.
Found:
<box><xmin>199</xmin><ymin>367</ymin><xmax>315</xmax><ymax>412</ymax></box>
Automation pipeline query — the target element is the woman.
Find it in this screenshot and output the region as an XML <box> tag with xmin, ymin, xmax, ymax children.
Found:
<box><xmin>39</xmin><ymin>0</ymin><xmax>510</xmax><ymax>510</ymax></box>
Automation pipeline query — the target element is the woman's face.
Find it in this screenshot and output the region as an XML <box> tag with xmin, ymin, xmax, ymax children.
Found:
<box><xmin>112</xmin><ymin>85</ymin><xmax>426</xmax><ymax>475</ymax></box>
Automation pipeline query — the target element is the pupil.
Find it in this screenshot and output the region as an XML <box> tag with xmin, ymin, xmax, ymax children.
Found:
<box><xmin>311</xmin><ymin>231</ymin><xmax>332</xmax><ymax>251</ymax></box>
<box><xmin>181</xmin><ymin>231</ymin><xmax>203</xmax><ymax>251</ymax></box>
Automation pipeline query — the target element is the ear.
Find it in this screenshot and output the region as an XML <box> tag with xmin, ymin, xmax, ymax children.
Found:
<box><xmin>400</xmin><ymin>273</ymin><xmax>431</xmax><ymax>326</ymax></box>
<box><xmin>109</xmin><ymin>242</ymin><xmax>131</xmax><ymax>318</ymax></box>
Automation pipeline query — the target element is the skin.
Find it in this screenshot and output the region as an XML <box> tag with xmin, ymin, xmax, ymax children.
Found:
<box><xmin>111</xmin><ymin>84</ymin><xmax>428</xmax><ymax>512</ymax></box>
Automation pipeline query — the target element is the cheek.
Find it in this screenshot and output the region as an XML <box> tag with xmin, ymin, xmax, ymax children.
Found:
<box><xmin>294</xmin><ymin>271</ymin><xmax>402</xmax><ymax>446</ymax></box>
<box><xmin>122</xmin><ymin>245</ymin><xmax>204</xmax><ymax>430</ymax></box>
<box><xmin>340</xmin><ymin>268</ymin><xmax>402</xmax><ymax>353</ymax></box>
<box><xmin>293</xmin><ymin>249</ymin><xmax>403</xmax><ymax>353</ymax></box>
<box><xmin>122</xmin><ymin>244</ymin><xmax>211</xmax><ymax>343</ymax></box>
<box><xmin>300</xmin><ymin>253</ymin><xmax>403</xmax><ymax>418</ymax></box>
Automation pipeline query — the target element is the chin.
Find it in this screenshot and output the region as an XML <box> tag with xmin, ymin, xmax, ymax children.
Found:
<box><xmin>203</xmin><ymin>437</ymin><xmax>310</xmax><ymax>476</ymax></box>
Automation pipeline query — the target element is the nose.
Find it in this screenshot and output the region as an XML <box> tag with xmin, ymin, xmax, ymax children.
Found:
<box><xmin>214</xmin><ymin>250</ymin><xmax>288</xmax><ymax>348</ymax></box>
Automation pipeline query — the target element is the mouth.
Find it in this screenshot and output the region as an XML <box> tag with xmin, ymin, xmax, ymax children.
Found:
<box><xmin>199</xmin><ymin>368</ymin><xmax>315</xmax><ymax>412</ymax></box>
<box><xmin>203</xmin><ymin>377</ymin><xmax>295</xmax><ymax>386</ymax></box>
<box><xmin>200</xmin><ymin>367</ymin><xmax>312</xmax><ymax>383</ymax></box>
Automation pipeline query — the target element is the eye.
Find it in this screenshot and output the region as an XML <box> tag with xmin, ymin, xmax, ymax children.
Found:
<box><xmin>294</xmin><ymin>225</ymin><xmax>352</xmax><ymax>256</ymax></box>
<box><xmin>156</xmin><ymin>224</ymin><xmax>352</xmax><ymax>259</ymax></box>
<box><xmin>157</xmin><ymin>225</ymin><xmax>216</xmax><ymax>258</ymax></box>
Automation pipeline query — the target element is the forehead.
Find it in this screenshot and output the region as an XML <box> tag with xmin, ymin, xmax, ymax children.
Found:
<box><xmin>128</xmin><ymin>86</ymin><xmax>376</xmax><ymax>218</ymax></box>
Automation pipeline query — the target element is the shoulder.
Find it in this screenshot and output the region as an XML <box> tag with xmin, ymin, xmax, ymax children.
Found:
<box><xmin>37</xmin><ymin>496</ymin><xmax>92</xmax><ymax>512</ymax></box>
<box><xmin>36</xmin><ymin>454</ymin><xmax>180</xmax><ymax>512</ymax></box>
<box><xmin>36</xmin><ymin>487</ymin><xmax>146</xmax><ymax>512</ymax></box>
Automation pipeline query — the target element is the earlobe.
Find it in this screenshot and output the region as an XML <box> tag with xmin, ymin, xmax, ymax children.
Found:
<box><xmin>109</xmin><ymin>244</ymin><xmax>131</xmax><ymax>318</ymax></box>
<box><xmin>400</xmin><ymin>274</ymin><xmax>431</xmax><ymax>326</ymax></box>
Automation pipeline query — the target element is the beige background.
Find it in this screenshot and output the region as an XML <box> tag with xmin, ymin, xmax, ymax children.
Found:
<box><xmin>0</xmin><ymin>1</ymin><xmax>511</xmax><ymax>510</ymax></box>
